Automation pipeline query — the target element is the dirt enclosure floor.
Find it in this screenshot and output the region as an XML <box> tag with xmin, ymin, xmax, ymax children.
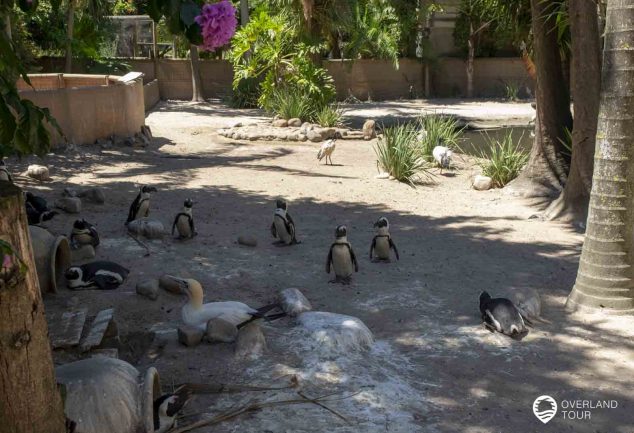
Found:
<box><xmin>11</xmin><ymin>100</ymin><xmax>634</xmax><ymax>432</ymax></box>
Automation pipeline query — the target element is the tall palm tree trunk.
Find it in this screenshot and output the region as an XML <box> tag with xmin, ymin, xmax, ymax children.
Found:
<box><xmin>567</xmin><ymin>0</ymin><xmax>634</xmax><ymax>312</ymax></box>
<box><xmin>65</xmin><ymin>0</ymin><xmax>75</xmax><ymax>73</ymax></box>
<box><xmin>189</xmin><ymin>45</ymin><xmax>204</xmax><ymax>102</ymax></box>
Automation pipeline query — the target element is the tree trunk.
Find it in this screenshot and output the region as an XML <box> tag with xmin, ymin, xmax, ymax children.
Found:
<box><xmin>189</xmin><ymin>45</ymin><xmax>204</xmax><ymax>102</ymax></box>
<box><xmin>544</xmin><ymin>0</ymin><xmax>601</xmax><ymax>223</ymax></box>
<box><xmin>240</xmin><ymin>0</ymin><xmax>249</xmax><ymax>26</ymax></box>
<box><xmin>567</xmin><ymin>0</ymin><xmax>634</xmax><ymax>312</ymax></box>
<box><xmin>505</xmin><ymin>0</ymin><xmax>572</xmax><ymax>198</ymax></box>
<box><xmin>0</xmin><ymin>182</ymin><xmax>66</xmax><ymax>433</ymax></box>
<box><xmin>3</xmin><ymin>13</ymin><xmax>11</xmax><ymax>41</ymax></box>
<box><xmin>64</xmin><ymin>0</ymin><xmax>75</xmax><ymax>73</ymax></box>
<box><xmin>466</xmin><ymin>24</ymin><xmax>475</xmax><ymax>98</ymax></box>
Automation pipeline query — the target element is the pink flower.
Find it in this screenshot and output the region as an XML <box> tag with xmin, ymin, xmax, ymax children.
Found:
<box><xmin>195</xmin><ymin>0</ymin><xmax>237</xmax><ymax>51</ymax></box>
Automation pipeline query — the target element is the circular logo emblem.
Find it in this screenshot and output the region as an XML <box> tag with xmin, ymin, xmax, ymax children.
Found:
<box><xmin>533</xmin><ymin>395</ymin><xmax>557</xmax><ymax>424</ymax></box>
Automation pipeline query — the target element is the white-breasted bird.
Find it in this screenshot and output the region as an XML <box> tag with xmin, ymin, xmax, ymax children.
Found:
<box><xmin>172</xmin><ymin>198</ymin><xmax>196</xmax><ymax>239</ymax></box>
<box><xmin>126</xmin><ymin>185</ymin><xmax>157</xmax><ymax>225</ymax></box>
<box><xmin>326</xmin><ymin>225</ymin><xmax>359</xmax><ymax>284</ymax></box>
<box><xmin>479</xmin><ymin>291</ymin><xmax>528</xmax><ymax>339</ymax></box>
<box><xmin>70</xmin><ymin>219</ymin><xmax>100</xmax><ymax>248</ymax></box>
<box><xmin>369</xmin><ymin>217</ymin><xmax>399</xmax><ymax>262</ymax></box>
<box><xmin>154</xmin><ymin>386</ymin><xmax>192</xmax><ymax>433</ymax></box>
<box><xmin>169</xmin><ymin>277</ymin><xmax>284</xmax><ymax>332</ymax></box>
<box><xmin>432</xmin><ymin>145</ymin><xmax>453</xmax><ymax>173</ymax></box>
<box><xmin>317</xmin><ymin>132</ymin><xmax>342</xmax><ymax>165</ymax></box>
<box><xmin>270</xmin><ymin>199</ymin><xmax>298</xmax><ymax>245</ymax></box>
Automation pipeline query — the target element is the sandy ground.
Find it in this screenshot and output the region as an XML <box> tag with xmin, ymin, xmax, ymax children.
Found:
<box><xmin>10</xmin><ymin>100</ymin><xmax>634</xmax><ymax>432</ymax></box>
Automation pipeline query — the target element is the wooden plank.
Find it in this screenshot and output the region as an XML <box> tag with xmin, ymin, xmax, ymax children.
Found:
<box><xmin>48</xmin><ymin>309</ymin><xmax>87</xmax><ymax>349</ymax></box>
<box><xmin>79</xmin><ymin>308</ymin><xmax>116</xmax><ymax>352</ymax></box>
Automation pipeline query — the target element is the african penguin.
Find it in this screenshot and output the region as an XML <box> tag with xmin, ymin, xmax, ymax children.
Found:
<box><xmin>0</xmin><ymin>160</ymin><xmax>13</xmax><ymax>183</ymax></box>
<box><xmin>70</xmin><ymin>219</ymin><xmax>100</xmax><ymax>248</ymax></box>
<box><xmin>126</xmin><ymin>185</ymin><xmax>157</xmax><ymax>225</ymax></box>
<box><xmin>370</xmin><ymin>217</ymin><xmax>399</xmax><ymax>262</ymax></box>
<box><xmin>65</xmin><ymin>261</ymin><xmax>129</xmax><ymax>290</ymax></box>
<box><xmin>24</xmin><ymin>191</ymin><xmax>57</xmax><ymax>225</ymax></box>
<box><xmin>326</xmin><ymin>225</ymin><xmax>359</xmax><ymax>284</ymax></box>
<box><xmin>169</xmin><ymin>277</ymin><xmax>285</xmax><ymax>332</ymax></box>
<box><xmin>154</xmin><ymin>386</ymin><xmax>192</xmax><ymax>433</ymax></box>
<box><xmin>479</xmin><ymin>291</ymin><xmax>527</xmax><ymax>338</ymax></box>
<box><xmin>270</xmin><ymin>199</ymin><xmax>298</xmax><ymax>245</ymax></box>
<box><xmin>172</xmin><ymin>199</ymin><xmax>196</xmax><ymax>239</ymax></box>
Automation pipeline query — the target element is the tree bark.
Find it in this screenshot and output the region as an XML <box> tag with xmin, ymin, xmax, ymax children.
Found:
<box><xmin>505</xmin><ymin>0</ymin><xmax>572</xmax><ymax>198</ymax></box>
<box><xmin>189</xmin><ymin>45</ymin><xmax>204</xmax><ymax>102</ymax></box>
<box><xmin>64</xmin><ymin>0</ymin><xmax>75</xmax><ymax>73</ymax></box>
<box><xmin>0</xmin><ymin>182</ymin><xmax>66</xmax><ymax>433</ymax></box>
<box><xmin>544</xmin><ymin>0</ymin><xmax>601</xmax><ymax>223</ymax></box>
<box><xmin>567</xmin><ymin>0</ymin><xmax>634</xmax><ymax>312</ymax></box>
<box><xmin>466</xmin><ymin>23</ymin><xmax>475</xmax><ymax>98</ymax></box>
<box><xmin>240</xmin><ymin>0</ymin><xmax>249</xmax><ymax>26</ymax></box>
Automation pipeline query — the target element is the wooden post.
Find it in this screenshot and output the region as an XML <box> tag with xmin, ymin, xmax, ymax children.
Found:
<box><xmin>0</xmin><ymin>182</ymin><xmax>66</xmax><ymax>433</ymax></box>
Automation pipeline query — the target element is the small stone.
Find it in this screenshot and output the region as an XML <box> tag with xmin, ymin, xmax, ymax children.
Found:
<box><xmin>178</xmin><ymin>325</ymin><xmax>204</xmax><ymax>347</ymax></box>
<box><xmin>159</xmin><ymin>274</ymin><xmax>183</xmax><ymax>294</ymax></box>
<box><xmin>362</xmin><ymin>119</ymin><xmax>376</xmax><ymax>140</ymax></box>
<box><xmin>235</xmin><ymin>322</ymin><xmax>266</xmax><ymax>359</ymax></box>
<box><xmin>77</xmin><ymin>187</ymin><xmax>105</xmax><ymax>204</ymax></box>
<box><xmin>301</xmin><ymin>122</ymin><xmax>311</xmax><ymax>129</ymax></box>
<box><xmin>127</xmin><ymin>218</ymin><xmax>165</xmax><ymax>239</ymax></box>
<box><xmin>298</xmin><ymin>134</ymin><xmax>308</xmax><ymax>142</ymax></box>
<box><xmin>71</xmin><ymin>244</ymin><xmax>96</xmax><ymax>262</ymax></box>
<box><xmin>136</xmin><ymin>279</ymin><xmax>159</xmax><ymax>300</ymax></box>
<box><xmin>337</xmin><ymin>129</ymin><xmax>349</xmax><ymax>137</ymax></box>
<box><xmin>238</xmin><ymin>235</ymin><xmax>258</xmax><ymax>247</ymax></box>
<box><xmin>55</xmin><ymin>197</ymin><xmax>82</xmax><ymax>213</ymax></box>
<box><xmin>375</xmin><ymin>172</ymin><xmax>390</xmax><ymax>179</ymax></box>
<box><xmin>63</xmin><ymin>187</ymin><xmax>79</xmax><ymax>198</ymax></box>
<box><xmin>26</xmin><ymin>164</ymin><xmax>50</xmax><ymax>181</ymax></box>
<box><xmin>388</xmin><ymin>175</ymin><xmax>396</xmax><ymax>180</ymax></box>
<box><xmin>307</xmin><ymin>129</ymin><xmax>323</xmax><ymax>142</ymax></box>
<box><xmin>279</xmin><ymin>288</ymin><xmax>312</xmax><ymax>317</ymax></box>
<box><xmin>288</xmin><ymin>118</ymin><xmax>302</xmax><ymax>127</ymax></box>
<box><xmin>206</xmin><ymin>318</ymin><xmax>239</xmax><ymax>343</ymax></box>
<box><xmin>90</xmin><ymin>348</ymin><xmax>119</xmax><ymax>359</ymax></box>
<box><xmin>473</xmin><ymin>175</ymin><xmax>493</xmax><ymax>191</ymax></box>
<box><xmin>272</xmin><ymin>119</ymin><xmax>288</xmax><ymax>127</ymax></box>
<box><xmin>230</xmin><ymin>121</ymin><xmax>243</xmax><ymax>128</ymax></box>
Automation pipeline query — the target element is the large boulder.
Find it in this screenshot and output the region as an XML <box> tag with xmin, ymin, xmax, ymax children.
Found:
<box><xmin>235</xmin><ymin>322</ymin><xmax>266</xmax><ymax>359</ymax></box>
<box><xmin>127</xmin><ymin>218</ymin><xmax>165</xmax><ymax>239</ymax></box>
<box><xmin>297</xmin><ymin>311</ymin><xmax>374</xmax><ymax>353</ymax></box>
<box><xmin>206</xmin><ymin>318</ymin><xmax>239</xmax><ymax>343</ymax></box>
<box><xmin>279</xmin><ymin>288</ymin><xmax>312</xmax><ymax>317</ymax></box>
<box><xmin>26</xmin><ymin>164</ymin><xmax>50</xmax><ymax>181</ymax></box>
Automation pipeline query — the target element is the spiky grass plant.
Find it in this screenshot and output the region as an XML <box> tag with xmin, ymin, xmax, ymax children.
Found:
<box><xmin>477</xmin><ymin>130</ymin><xmax>529</xmax><ymax>187</ymax></box>
<box><xmin>418</xmin><ymin>114</ymin><xmax>464</xmax><ymax>161</ymax></box>
<box><xmin>314</xmin><ymin>104</ymin><xmax>343</xmax><ymax>127</ymax></box>
<box><xmin>374</xmin><ymin>123</ymin><xmax>431</xmax><ymax>186</ymax></box>
<box><xmin>267</xmin><ymin>87</ymin><xmax>314</xmax><ymax>121</ymax></box>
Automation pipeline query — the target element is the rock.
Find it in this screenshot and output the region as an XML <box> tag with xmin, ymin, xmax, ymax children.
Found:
<box><xmin>63</xmin><ymin>187</ymin><xmax>79</xmax><ymax>198</ymax></box>
<box><xmin>178</xmin><ymin>325</ymin><xmax>204</xmax><ymax>347</ymax></box>
<box><xmin>235</xmin><ymin>322</ymin><xmax>266</xmax><ymax>359</ymax></box>
<box><xmin>238</xmin><ymin>235</ymin><xmax>258</xmax><ymax>247</ymax></box>
<box><xmin>298</xmin><ymin>311</ymin><xmax>374</xmax><ymax>353</ymax></box>
<box><xmin>127</xmin><ymin>218</ymin><xmax>165</xmax><ymax>239</ymax></box>
<box><xmin>388</xmin><ymin>175</ymin><xmax>396</xmax><ymax>180</ymax></box>
<box><xmin>77</xmin><ymin>187</ymin><xmax>106</xmax><ymax>204</ymax></box>
<box><xmin>272</xmin><ymin>119</ymin><xmax>288</xmax><ymax>127</ymax></box>
<box><xmin>136</xmin><ymin>279</ymin><xmax>159</xmax><ymax>300</ymax></box>
<box><xmin>47</xmin><ymin>309</ymin><xmax>88</xmax><ymax>349</ymax></box>
<box><xmin>26</xmin><ymin>164</ymin><xmax>50</xmax><ymax>181</ymax></box>
<box><xmin>248</xmin><ymin>134</ymin><xmax>258</xmax><ymax>141</ymax></box>
<box><xmin>159</xmin><ymin>274</ymin><xmax>183</xmax><ymax>294</ymax></box>
<box><xmin>375</xmin><ymin>172</ymin><xmax>390</xmax><ymax>179</ymax></box>
<box><xmin>230</xmin><ymin>121</ymin><xmax>243</xmax><ymax>128</ymax></box>
<box><xmin>320</xmin><ymin>128</ymin><xmax>337</xmax><ymax>139</ymax></box>
<box><xmin>71</xmin><ymin>244</ymin><xmax>96</xmax><ymax>262</ymax></box>
<box><xmin>301</xmin><ymin>122</ymin><xmax>311</xmax><ymax>129</ymax></box>
<box><xmin>54</xmin><ymin>197</ymin><xmax>82</xmax><ymax>213</ymax></box>
<box><xmin>362</xmin><ymin>119</ymin><xmax>376</xmax><ymax>140</ymax></box>
<box><xmin>206</xmin><ymin>318</ymin><xmax>239</xmax><ymax>343</ymax></box>
<box><xmin>288</xmin><ymin>118</ymin><xmax>302</xmax><ymax>127</ymax></box>
<box><xmin>279</xmin><ymin>288</ymin><xmax>312</xmax><ymax>317</ymax></box>
<box><xmin>80</xmin><ymin>308</ymin><xmax>117</xmax><ymax>352</ymax></box>
<box><xmin>473</xmin><ymin>175</ymin><xmax>493</xmax><ymax>191</ymax></box>
<box><xmin>90</xmin><ymin>348</ymin><xmax>119</xmax><ymax>359</ymax></box>
<box><xmin>337</xmin><ymin>129</ymin><xmax>349</xmax><ymax>137</ymax></box>
<box><xmin>307</xmin><ymin>129</ymin><xmax>323</xmax><ymax>142</ymax></box>
<box><xmin>298</xmin><ymin>134</ymin><xmax>308</xmax><ymax>142</ymax></box>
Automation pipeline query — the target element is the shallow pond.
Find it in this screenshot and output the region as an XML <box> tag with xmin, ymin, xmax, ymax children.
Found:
<box><xmin>458</xmin><ymin>126</ymin><xmax>533</xmax><ymax>157</ymax></box>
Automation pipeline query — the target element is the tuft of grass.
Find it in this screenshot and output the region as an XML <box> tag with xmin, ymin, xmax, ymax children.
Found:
<box><xmin>314</xmin><ymin>104</ymin><xmax>343</xmax><ymax>127</ymax></box>
<box><xmin>266</xmin><ymin>87</ymin><xmax>314</xmax><ymax>121</ymax></box>
<box><xmin>374</xmin><ymin>123</ymin><xmax>432</xmax><ymax>186</ymax></box>
<box><xmin>477</xmin><ymin>130</ymin><xmax>529</xmax><ymax>187</ymax></box>
<box><xmin>502</xmin><ymin>81</ymin><xmax>520</xmax><ymax>101</ymax></box>
<box><xmin>417</xmin><ymin>114</ymin><xmax>464</xmax><ymax>161</ymax></box>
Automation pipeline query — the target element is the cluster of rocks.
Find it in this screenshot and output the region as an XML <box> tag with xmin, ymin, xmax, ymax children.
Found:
<box><xmin>47</xmin><ymin>307</ymin><xmax>119</xmax><ymax>357</ymax></box>
<box><xmin>218</xmin><ymin>119</ymin><xmax>364</xmax><ymax>143</ymax></box>
<box><xmin>95</xmin><ymin>125</ymin><xmax>153</xmax><ymax>150</ymax></box>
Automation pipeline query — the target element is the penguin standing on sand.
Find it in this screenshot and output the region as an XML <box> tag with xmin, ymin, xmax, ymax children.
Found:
<box><xmin>0</xmin><ymin>160</ymin><xmax>12</xmax><ymax>182</ymax></box>
<box><xmin>126</xmin><ymin>185</ymin><xmax>157</xmax><ymax>225</ymax></box>
<box><xmin>172</xmin><ymin>199</ymin><xmax>196</xmax><ymax>239</ymax></box>
<box><xmin>326</xmin><ymin>225</ymin><xmax>359</xmax><ymax>284</ymax></box>
<box><xmin>65</xmin><ymin>261</ymin><xmax>129</xmax><ymax>290</ymax></box>
<box><xmin>70</xmin><ymin>219</ymin><xmax>100</xmax><ymax>248</ymax></box>
<box><xmin>24</xmin><ymin>191</ymin><xmax>57</xmax><ymax>225</ymax></box>
<box><xmin>369</xmin><ymin>217</ymin><xmax>399</xmax><ymax>262</ymax></box>
<box><xmin>270</xmin><ymin>199</ymin><xmax>299</xmax><ymax>245</ymax></box>
<box><xmin>154</xmin><ymin>386</ymin><xmax>192</xmax><ymax>433</ymax></box>
<box><xmin>479</xmin><ymin>291</ymin><xmax>528</xmax><ymax>338</ymax></box>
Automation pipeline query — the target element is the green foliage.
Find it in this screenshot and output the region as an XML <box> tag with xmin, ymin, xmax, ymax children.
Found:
<box><xmin>227</xmin><ymin>76</ymin><xmax>260</xmax><ymax>108</ymax></box>
<box><xmin>374</xmin><ymin>122</ymin><xmax>431</xmax><ymax>185</ymax></box>
<box><xmin>112</xmin><ymin>0</ymin><xmax>137</xmax><ymax>15</ymax></box>
<box><xmin>266</xmin><ymin>86</ymin><xmax>315</xmax><ymax>121</ymax></box>
<box><xmin>418</xmin><ymin>114</ymin><xmax>464</xmax><ymax>161</ymax></box>
<box><xmin>314</xmin><ymin>103</ymin><xmax>342</xmax><ymax>127</ymax></box>
<box><xmin>146</xmin><ymin>0</ymin><xmax>204</xmax><ymax>45</ymax></box>
<box><xmin>477</xmin><ymin>130</ymin><xmax>528</xmax><ymax>187</ymax></box>
<box><xmin>503</xmin><ymin>81</ymin><xmax>520</xmax><ymax>101</ymax></box>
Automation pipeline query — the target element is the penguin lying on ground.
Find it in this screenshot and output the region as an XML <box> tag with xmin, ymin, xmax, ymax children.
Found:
<box><xmin>0</xmin><ymin>160</ymin><xmax>12</xmax><ymax>183</ymax></box>
<box><xmin>172</xmin><ymin>199</ymin><xmax>196</xmax><ymax>239</ymax></box>
<box><xmin>479</xmin><ymin>291</ymin><xmax>528</xmax><ymax>339</ymax></box>
<box><xmin>326</xmin><ymin>225</ymin><xmax>359</xmax><ymax>284</ymax></box>
<box><xmin>24</xmin><ymin>191</ymin><xmax>57</xmax><ymax>225</ymax></box>
<box><xmin>126</xmin><ymin>185</ymin><xmax>157</xmax><ymax>225</ymax></box>
<box><xmin>154</xmin><ymin>385</ymin><xmax>193</xmax><ymax>433</ymax></box>
<box><xmin>65</xmin><ymin>261</ymin><xmax>129</xmax><ymax>290</ymax></box>
<box><xmin>70</xmin><ymin>219</ymin><xmax>100</xmax><ymax>248</ymax></box>
<box><xmin>270</xmin><ymin>199</ymin><xmax>299</xmax><ymax>245</ymax></box>
<box><xmin>168</xmin><ymin>277</ymin><xmax>285</xmax><ymax>332</ymax></box>
<box><xmin>370</xmin><ymin>217</ymin><xmax>399</xmax><ymax>262</ymax></box>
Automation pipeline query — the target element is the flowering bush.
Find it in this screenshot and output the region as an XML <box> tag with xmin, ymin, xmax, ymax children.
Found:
<box><xmin>195</xmin><ymin>0</ymin><xmax>237</xmax><ymax>51</ymax></box>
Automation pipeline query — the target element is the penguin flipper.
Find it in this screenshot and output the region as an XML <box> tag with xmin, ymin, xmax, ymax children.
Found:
<box><xmin>270</xmin><ymin>221</ymin><xmax>277</xmax><ymax>239</ymax></box>
<box><xmin>369</xmin><ymin>236</ymin><xmax>377</xmax><ymax>259</ymax></box>
<box><xmin>326</xmin><ymin>245</ymin><xmax>334</xmax><ymax>273</ymax></box>
<box><xmin>348</xmin><ymin>244</ymin><xmax>359</xmax><ymax>272</ymax></box>
<box><xmin>484</xmin><ymin>309</ymin><xmax>502</xmax><ymax>333</ymax></box>
<box><xmin>89</xmin><ymin>226</ymin><xmax>100</xmax><ymax>247</ymax></box>
<box><xmin>92</xmin><ymin>274</ymin><xmax>120</xmax><ymax>290</ymax></box>
<box><xmin>171</xmin><ymin>214</ymin><xmax>179</xmax><ymax>236</ymax></box>
<box><xmin>188</xmin><ymin>215</ymin><xmax>196</xmax><ymax>237</ymax></box>
<box><xmin>127</xmin><ymin>194</ymin><xmax>141</xmax><ymax>224</ymax></box>
<box><xmin>389</xmin><ymin>237</ymin><xmax>400</xmax><ymax>260</ymax></box>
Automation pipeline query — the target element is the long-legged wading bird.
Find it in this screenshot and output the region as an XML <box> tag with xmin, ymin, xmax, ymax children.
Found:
<box><xmin>317</xmin><ymin>132</ymin><xmax>342</xmax><ymax>165</ymax></box>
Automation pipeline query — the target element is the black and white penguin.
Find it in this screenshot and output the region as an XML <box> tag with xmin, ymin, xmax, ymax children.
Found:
<box><xmin>126</xmin><ymin>185</ymin><xmax>157</xmax><ymax>225</ymax></box>
<box><xmin>270</xmin><ymin>199</ymin><xmax>298</xmax><ymax>245</ymax></box>
<box><xmin>171</xmin><ymin>199</ymin><xmax>196</xmax><ymax>239</ymax></box>
<box><xmin>326</xmin><ymin>225</ymin><xmax>359</xmax><ymax>284</ymax></box>
<box><xmin>369</xmin><ymin>217</ymin><xmax>399</xmax><ymax>262</ymax></box>
<box><xmin>24</xmin><ymin>191</ymin><xmax>57</xmax><ymax>225</ymax></box>
<box><xmin>479</xmin><ymin>291</ymin><xmax>527</xmax><ymax>338</ymax></box>
<box><xmin>0</xmin><ymin>160</ymin><xmax>13</xmax><ymax>183</ymax></box>
<box><xmin>153</xmin><ymin>386</ymin><xmax>192</xmax><ymax>433</ymax></box>
<box><xmin>65</xmin><ymin>261</ymin><xmax>129</xmax><ymax>290</ymax></box>
<box><xmin>70</xmin><ymin>219</ymin><xmax>100</xmax><ymax>248</ymax></box>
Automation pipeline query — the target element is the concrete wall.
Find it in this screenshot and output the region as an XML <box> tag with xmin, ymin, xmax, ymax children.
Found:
<box><xmin>18</xmin><ymin>74</ymin><xmax>145</xmax><ymax>146</ymax></box>
<box><xmin>144</xmin><ymin>79</ymin><xmax>160</xmax><ymax>111</ymax></box>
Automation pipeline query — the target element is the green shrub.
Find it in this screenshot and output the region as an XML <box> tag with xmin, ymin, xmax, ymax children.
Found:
<box><xmin>314</xmin><ymin>104</ymin><xmax>343</xmax><ymax>127</ymax></box>
<box><xmin>228</xmin><ymin>77</ymin><xmax>260</xmax><ymax>109</ymax></box>
<box><xmin>374</xmin><ymin>123</ymin><xmax>431</xmax><ymax>185</ymax></box>
<box><xmin>503</xmin><ymin>81</ymin><xmax>520</xmax><ymax>101</ymax></box>
<box><xmin>266</xmin><ymin>87</ymin><xmax>315</xmax><ymax>121</ymax></box>
<box><xmin>418</xmin><ymin>114</ymin><xmax>464</xmax><ymax>161</ymax></box>
<box><xmin>477</xmin><ymin>130</ymin><xmax>529</xmax><ymax>187</ymax></box>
